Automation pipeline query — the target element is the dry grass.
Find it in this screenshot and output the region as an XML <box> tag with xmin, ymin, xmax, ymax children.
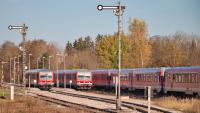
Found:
<box><xmin>0</xmin><ymin>87</ymin><xmax>90</xmax><ymax>113</ymax></box>
<box><xmin>0</xmin><ymin>96</ymin><xmax>91</xmax><ymax>113</ymax></box>
<box><xmin>153</xmin><ymin>96</ymin><xmax>200</xmax><ymax>113</ymax></box>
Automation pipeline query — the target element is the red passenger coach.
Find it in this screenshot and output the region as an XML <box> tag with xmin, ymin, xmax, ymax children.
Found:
<box><xmin>128</xmin><ymin>68</ymin><xmax>165</xmax><ymax>93</ymax></box>
<box><xmin>92</xmin><ymin>69</ymin><xmax>130</xmax><ymax>90</ymax></box>
<box><xmin>54</xmin><ymin>69</ymin><xmax>92</xmax><ymax>89</ymax></box>
<box><xmin>92</xmin><ymin>69</ymin><xmax>116</xmax><ymax>89</ymax></box>
<box><xmin>25</xmin><ymin>69</ymin><xmax>54</xmax><ymax>90</ymax></box>
<box><xmin>164</xmin><ymin>66</ymin><xmax>200</xmax><ymax>96</ymax></box>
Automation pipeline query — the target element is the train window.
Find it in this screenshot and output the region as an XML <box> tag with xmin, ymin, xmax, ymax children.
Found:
<box><xmin>184</xmin><ymin>74</ymin><xmax>187</xmax><ymax>83</ymax></box>
<box><xmin>142</xmin><ymin>74</ymin><xmax>144</xmax><ymax>81</ymax></box>
<box><xmin>139</xmin><ymin>74</ymin><xmax>142</xmax><ymax>81</ymax></box>
<box><xmin>186</xmin><ymin>74</ymin><xmax>190</xmax><ymax>83</ymax></box>
<box><xmin>173</xmin><ymin>74</ymin><xmax>176</xmax><ymax>82</ymax></box>
<box><xmin>141</xmin><ymin>74</ymin><xmax>143</xmax><ymax>81</ymax></box>
<box><xmin>179</xmin><ymin>75</ymin><xmax>182</xmax><ymax>83</ymax></box>
<box><xmin>189</xmin><ymin>74</ymin><xmax>193</xmax><ymax>83</ymax></box>
<box><xmin>156</xmin><ymin>74</ymin><xmax>159</xmax><ymax>82</ymax></box>
<box><xmin>77</xmin><ymin>75</ymin><xmax>91</xmax><ymax>80</ymax></box>
<box><xmin>191</xmin><ymin>74</ymin><xmax>195</xmax><ymax>83</ymax></box>
<box><xmin>174</xmin><ymin>75</ymin><xmax>176</xmax><ymax>82</ymax></box>
<box><xmin>153</xmin><ymin>74</ymin><xmax>157</xmax><ymax>82</ymax></box>
<box><xmin>136</xmin><ymin>75</ymin><xmax>139</xmax><ymax>81</ymax></box>
<box><xmin>182</xmin><ymin>74</ymin><xmax>185</xmax><ymax>83</ymax></box>
<box><xmin>164</xmin><ymin>73</ymin><xmax>169</xmax><ymax>80</ymax></box>
<box><xmin>137</xmin><ymin>74</ymin><xmax>140</xmax><ymax>81</ymax></box>
<box><xmin>140</xmin><ymin>74</ymin><xmax>145</xmax><ymax>81</ymax></box>
<box><xmin>149</xmin><ymin>74</ymin><xmax>152</xmax><ymax>82</ymax></box>
<box><xmin>140</xmin><ymin>75</ymin><xmax>143</xmax><ymax>81</ymax></box>
<box><xmin>32</xmin><ymin>74</ymin><xmax>36</xmax><ymax>79</ymax></box>
<box><xmin>150</xmin><ymin>75</ymin><xmax>152</xmax><ymax>81</ymax></box>
<box><xmin>138</xmin><ymin>75</ymin><xmax>141</xmax><ymax>81</ymax></box>
<box><xmin>40</xmin><ymin>75</ymin><xmax>52</xmax><ymax>80</ymax></box>
<box><xmin>145</xmin><ymin>74</ymin><xmax>148</xmax><ymax>81</ymax></box>
<box><xmin>67</xmin><ymin>75</ymin><xmax>71</xmax><ymax>79</ymax></box>
<box><xmin>175</xmin><ymin>75</ymin><xmax>177</xmax><ymax>82</ymax></box>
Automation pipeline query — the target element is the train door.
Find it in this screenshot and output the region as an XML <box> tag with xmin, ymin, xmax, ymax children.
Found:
<box><xmin>108</xmin><ymin>71</ymin><xmax>111</xmax><ymax>89</ymax></box>
<box><xmin>112</xmin><ymin>75</ymin><xmax>118</xmax><ymax>91</ymax></box>
<box><xmin>199</xmin><ymin>73</ymin><xmax>200</xmax><ymax>94</ymax></box>
<box><xmin>163</xmin><ymin>73</ymin><xmax>170</xmax><ymax>93</ymax></box>
<box><xmin>129</xmin><ymin>72</ymin><xmax>134</xmax><ymax>91</ymax></box>
<box><xmin>171</xmin><ymin>74</ymin><xmax>176</xmax><ymax>89</ymax></box>
<box><xmin>160</xmin><ymin>68</ymin><xmax>165</xmax><ymax>93</ymax></box>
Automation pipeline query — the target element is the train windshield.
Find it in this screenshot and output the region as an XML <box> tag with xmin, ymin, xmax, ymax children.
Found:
<box><xmin>77</xmin><ymin>75</ymin><xmax>91</xmax><ymax>80</ymax></box>
<box><xmin>40</xmin><ymin>73</ymin><xmax>52</xmax><ymax>80</ymax></box>
<box><xmin>40</xmin><ymin>75</ymin><xmax>52</xmax><ymax>80</ymax></box>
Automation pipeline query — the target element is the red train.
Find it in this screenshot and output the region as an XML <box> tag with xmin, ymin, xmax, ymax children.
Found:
<box><xmin>92</xmin><ymin>66</ymin><xmax>200</xmax><ymax>96</ymax></box>
<box><xmin>25</xmin><ymin>69</ymin><xmax>54</xmax><ymax>90</ymax></box>
<box><xmin>25</xmin><ymin>66</ymin><xmax>200</xmax><ymax>96</ymax></box>
<box><xmin>54</xmin><ymin>69</ymin><xmax>92</xmax><ymax>89</ymax></box>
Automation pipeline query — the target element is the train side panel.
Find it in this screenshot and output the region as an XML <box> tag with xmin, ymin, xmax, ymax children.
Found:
<box><xmin>164</xmin><ymin>67</ymin><xmax>200</xmax><ymax>95</ymax></box>
<box><xmin>92</xmin><ymin>70</ymin><xmax>114</xmax><ymax>89</ymax></box>
<box><xmin>128</xmin><ymin>68</ymin><xmax>163</xmax><ymax>93</ymax></box>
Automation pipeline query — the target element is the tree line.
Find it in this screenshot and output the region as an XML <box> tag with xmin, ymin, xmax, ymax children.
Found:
<box><xmin>0</xmin><ymin>18</ymin><xmax>200</xmax><ymax>83</ymax></box>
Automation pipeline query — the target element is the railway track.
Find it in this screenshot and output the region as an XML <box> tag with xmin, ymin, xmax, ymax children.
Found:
<box><xmin>50</xmin><ymin>88</ymin><xmax>180</xmax><ymax>113</ymax></box>
<box><xmin>28</xmin><ymin>89</ymin><xmax>136</xmax><ymax>113</ymax></box>
<box><xmin>1</xmin><ymin>83</ymin><xmax>181</xmax><ymax>113</ymax></box>
<box><xmin>29</xmin><ymin>92</ymin><xmax>110</xmax><ymax>113</ymax></box>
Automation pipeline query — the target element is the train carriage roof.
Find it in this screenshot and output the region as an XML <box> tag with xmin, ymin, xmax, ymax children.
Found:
<box><xmin>55</xmin><ymin>69</ymin><xmax>91</xmax><ymax>74</ymax></box>
<box><xmin>91</xmin><ymin>69</ymin><xmax>116</xmax><ymax>73</ymax></box>
<box><xmin>165</xmin><ymin>66</ymin><xmax>200</xmax><ymax>74</ymax></box>
<box><xmin>25</xmin><ymin>69</ymin><xmax>52</xmax><ymax>74</ymax></box>
<box><xmin>131</xmin><ymin>68</ymin><xmax>161</xmax><ymax>74</ymax></box>
<box><xmin>91</xmin><ymin>68</ymin><xmax>162</xmax><ymax>75</ymax></box>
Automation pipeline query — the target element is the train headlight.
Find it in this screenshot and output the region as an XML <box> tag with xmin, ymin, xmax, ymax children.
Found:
<box><xmin>34</xmin><ymin>80</ymin><xmax>37</xmax><ymax>83</ymax></box>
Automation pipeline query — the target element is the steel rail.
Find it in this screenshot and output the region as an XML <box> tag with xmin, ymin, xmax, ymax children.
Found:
<box><xmin>50</xmin><ymin>89</ymin><xmax>168</xmax><ymax>113</ymax></box>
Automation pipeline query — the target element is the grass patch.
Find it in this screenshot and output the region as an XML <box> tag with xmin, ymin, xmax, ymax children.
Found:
<box><xmin>0</xmin><ymin>87</ymin><xmax>10</xmax><ymax>98</ymax></box>
<box><xmin>153</xmin><ymin>96</ymin><xmax>200</xmax><ymax>113</ymax></box>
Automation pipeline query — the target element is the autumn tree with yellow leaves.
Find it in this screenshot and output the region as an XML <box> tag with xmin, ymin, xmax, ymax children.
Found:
<box><xmin>126</xmin><ymin>18</ymin><xmax>152</xmax><ymax>68</ymax></box>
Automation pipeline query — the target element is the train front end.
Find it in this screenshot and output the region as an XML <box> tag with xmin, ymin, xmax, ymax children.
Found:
<box><xmin>38</xmin><ymin>71</ymin><xmax>54</xmax><ymax>90</ymax></box>
<box><xmin>76</xmin><ymin>71</ymin><xmax>92</xmax><ymax>89</ymax></box>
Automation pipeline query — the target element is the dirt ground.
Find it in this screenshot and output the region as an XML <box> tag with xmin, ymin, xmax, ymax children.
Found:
<box><xmin>0</xmin><ymin>91</ymin><xmax>91</xmax><ymax>113</ymax></box>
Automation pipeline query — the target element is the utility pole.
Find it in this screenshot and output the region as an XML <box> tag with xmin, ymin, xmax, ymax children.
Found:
<box><xmin>28</xmin><ymin>54</ymin><xmax>32</xmax><ymax>89</ymax></box>
<box><xmin>17</xmin><ymin>55</ymin><xmax>20</xmax><ymax>84</ymax></box>
<box><xmin>97</xmin><ymin>2</ymin><xmax>125</xmax><ymax>110</ymax></box>
<box><xmin>10</xmin><ymin>58</ymin><xmax>13</xmax><ymax>83</ymax></box>
<box><xmin>42</xmin><ymin>57</ymin><xmax>46</xmax><ymax>69</ymax></box>
<box><xmin>56</xmin><ymin>53</ymin><xmax>61</xmax><ymax>88</ymax></box>
<box><xmin>1</xmin><ymin>61</ymin><xmax>7</xmax><ymax>83</ymax></box>
<box><xmin>8</xmin><ymin>24</ymin><xmax>28</xmax><ymax>86</ymax></box>
<box><xmin>63</xmin><ymin>54</ymin><xmax>66</xmax><ymax>70</ymax></box>
<box><xmin>13</xmin><ymin>57</ymin><xmax>17</xmax><ymax>84</ymax></box>
<box><xmin>37</xmin><ymin>57</ymin><xmax>40</xmax><ymax>69</ymax></box>
<box><xmin>48</xmin><ymin>56</ymin><xmax>51</xmax><ymax>70</ymax></box>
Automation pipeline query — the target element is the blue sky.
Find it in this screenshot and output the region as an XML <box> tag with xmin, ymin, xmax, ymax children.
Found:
<box><xmin>0</xmin><ymin>0</ymin><xmax>199</xmax><ymax>48</ymax></box>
